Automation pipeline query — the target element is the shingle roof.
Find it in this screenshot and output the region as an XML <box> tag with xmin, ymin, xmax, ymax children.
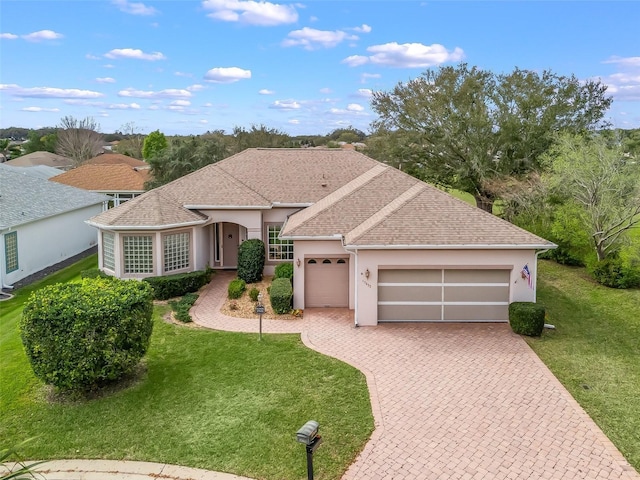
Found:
<box><xmin>88</xmin><ymin>148</ymin><xmax>554</xmax><ymax>247</ymax></box>
<box><xmin>5</xmin><ymin>151</ymin><xmax>73</xmax><ymax>170</ymax></box>
<box><xmin>1</xmin><ymin>164</ymin><xmax>62</xmax><ymax>179</ymax></box>
<box><xmin>0</xmin><ymin>164</ymin><xmax>110</xmax><ymax>228</ymax></box>
<box><xmin>50</xmin><ymin>164</ymin><xmax>148</xmax><ymax>192</ymax></box>
<box><xmin>83</xmin><ymin>153</ymin><xmax>148</xmax><ymax>168</ymax></box>
<box><xmin>87</xmin><ymin>189</ymin><xmax>207</xmax><ymax>229</ymax></box>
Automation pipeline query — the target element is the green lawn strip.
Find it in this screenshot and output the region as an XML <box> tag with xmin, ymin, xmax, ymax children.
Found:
<box><xmin>0</xmin><ymin>258</ymin><xmax>374</xmax><ymax>480</ymax></box>
<box><xmin>530</xmin><ymin>260</ymin><xmax>640</xmax><ymax>470</ymax></box>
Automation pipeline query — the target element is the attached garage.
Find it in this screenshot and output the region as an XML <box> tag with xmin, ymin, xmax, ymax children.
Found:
<box><xmin>304</xmin><ymin>257</ymin><xmax>349</xmax><ymax>307</ymax></box>
<box><xmin>377</xmin><ymin>268</ymin><xmax>511</xmax><ymax>322</ymax></box>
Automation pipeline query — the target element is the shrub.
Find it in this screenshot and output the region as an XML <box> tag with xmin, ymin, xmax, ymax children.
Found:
<box><xmin>237</xmin><ymin>239</ymin><xmax>265</xmax><ymax>284</ymax></box>
<box><xmin>588</xmin><ymin>256</ymin><xmax>640</xmax><ymax>289</ymax></box>
<box><xmin>144</xmin><ymin>269</ymin><xmax>213</xmax><ymax>300</ymax></box>
<box><xmin>20</xmin><ymin>277</ymin><xmax>154</xmax><ymax>392</ymax></box>
<box><xmin>169</xmin><ymin>292</ymin><xmax>199</xmax><ymax>323</ymax></box>
<box><xmin>80</xmin><ymin>268</ymin><xmax>110</xmax><ymax>279</ymax></box>
<box><xmin>274</xmin><ymin>262</ymin><xmax>294</xmax><ymax>281</ymax></box>
<box><xmin>228</xmin><ymin>278</ymin><xmax>246</xmax><ymax>299</ymax></box>
<box><xmin>509</xmin><ymin>302</ymin><xmax>546</xmax><ymax>336</ymax></box>
<box><xmin>270</xmin><ymin>277</ymin><xmax>293</xmax><ymax>314</ymax></box>
<box><xmin>249</xmin><ymin>287</ymin><xmax>260</xmax><ymax>302</ymax></box>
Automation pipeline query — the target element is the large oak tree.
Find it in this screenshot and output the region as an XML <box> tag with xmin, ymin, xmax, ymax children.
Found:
<box><xmin>369</xmin><ymin>64</ymin><xmax>612</xmax><ymax>212</ymax></box>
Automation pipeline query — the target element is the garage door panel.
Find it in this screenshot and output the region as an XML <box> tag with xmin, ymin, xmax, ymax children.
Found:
<box><xmin>378</xmin><ymin>304</ymin><xmax>441</xmax><ymax>321</ymax></box>
<box><xmin>444</xmin><ymin>286</ymin><xmax>509</xmax><ymax>302</ymax></box>
<box><xmin>445</xmin><ymin>269</ymin><xmax>510</xmax><ymax>283</ymax></box>
<box><xmin>444</xmin><ymin>304</ymin><xmax>509</xmax><ymax>321</ymax></box>
<box><xmin>378</xmin><ymin>285</ymin><xmax>442</xmax><ymax>302</ymax></box>
<box><xmin>379</xmin><ymin>269</ymin><xmax>441</xmax><ymax>283</ymax></box>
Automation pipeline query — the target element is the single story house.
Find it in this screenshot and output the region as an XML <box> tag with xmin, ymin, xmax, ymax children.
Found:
<box><xmin>0</xmin><ymin>164</ymin><xmax>110</xmax><ymax>288</ymax></box>
<box><xmin>5</xmin><ymin>151</ymin><xmax>74</xmax><ymax>170</ymax></box>
<box><xmin>88</xmin><ymin>148</ymin><xmax>555</xmax><ymax>326</ymax></box>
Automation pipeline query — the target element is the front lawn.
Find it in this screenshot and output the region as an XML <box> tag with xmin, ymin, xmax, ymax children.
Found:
<box><xmin>0</xmin><ymin>257</ymin><xmax>374</xmax><ymax>480</ymax></box>
<box><xmin>532</xmin><ymin>260</ymin><xmax>640</xmax><ymax>471</ymax></box>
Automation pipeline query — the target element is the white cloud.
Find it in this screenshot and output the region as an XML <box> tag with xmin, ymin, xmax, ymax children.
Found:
<box><xmin>199</xmin><ymin>119</ymin><xmax>209</xmax><ymax>124</ymax></box>
<box><xmin>171</xmin><ymin>100</ymin><xmax>191</xmax><ymax>106</ymax></box>
<box><xmin>319</xmin><ymin>87</ymin><xmax>332</xmax><ymax>94</ymax></box>
<box><xmin>148</xmin><ymin>105</ymin><xmax>160</xmax><ymax>110</ymax></box>
<box><xmin>0</xmin><ymin>33</ymin><xmax>18</xmax><ymax>40</ymax></box>
<box><xmin>360</xmin><ymin>73</ymin><xmax>381</xmax><ymax>83</ymax></box>
<box><xmin>96</xmin><ymin>77</ymin><xmax>116</xmax><ymax>84</ymax></box>
<box><xmin>347</xmin><ymin>103</ymin><xmax>364</xmax><ymax>112</ymax></box>
<box><xmin>282</xmin><ymin>27</ymin><xmax>358</xmax><ymax>50</ymax></box>
<box><xmin>22</xmin><ymin>30</ymin><xmax>64</xmax><ymax>42</ymax></box>
<box><xmin>112</xmin><ymin>0</ymin><xmax>158</xmax><ymax>16</ymax></box>
<box><xmin>356</xmin><ymin>88</ymin><xmax>373</xmax><ymax>98</ymax></box>
<box><xmin>204</xmin><ymin>67</ymin><xmax>251</xmax><ymax>83</ymax></box>
<box><xmin>187</xmin><ymin>84</ymin><xmax>205</xmax><ymax>92</ymax></box>
<box><xmin>603</xmin><ymin>56</ymin><xmax>640</xmax><ymax>68</ymax></box>
<box><xmin>105</xmin><ymin>48</ymin><xmax>166</xmax><ymax>61</ymax></box>
<box><xmin>63</xmin><ymin>99</ymin><xmax>105</xmax><ymax>106</ymax></box>
<box><xmin>269</xmin><ymin>100</ymin><xmax>301</xmax><ymax>110</ymax></box>
<box><xmin>203</xmin><ymin>102</ymin><xmax>214</xmax><ymax>107</ymax></box>
<box><xmin>107</xmin><ymin>103</ymin><xmax>142</xmax><ymax>109</ymax></box>
<box><xmin>202</xmin><ymin>0</ymin><xmax>298</xmax><ymax>26</ymax></box>
<box><xmin>259</xmin><ymin>89</ymin><xmax>275</xmax><ymax>95</ymax></box>
<box><xmin>343</xmin><ymin>42</ymin><xmax>464</xmax><ymax>68</ymax></box>
<box><xmin>0</xmin><ymin>84</ymin><xmax>104</xmax><ymax>99</ymax></box>
<box><xmin>103</xmin><ymin>64</ymin><xmax>116</xmax><ymax>68</ymax></box>
<box><xmin>21</xmin><ymin>106</ymin><xmax>60</xmax><ymax>112</ymax></box>
<box><xmin>353</xmin><ymin>24</ymin><xmax>372</xmax><ymax>33</ymax></box>
<box><xmin>288</xmin><ymin>119</ymin><xmax>300</xmax><ymax>125</ymax></box>
<box><xmin>86</xmin><ymin>54</ymin><xmax>101</xmax><ymax>60</ymax></box>
<box><xmin>118</xmin><ymin>87</ymin><xmax>192</xmax><ymax>98</ymax></box>
<box><xmin>175</xmin><ymin>71</ymin><xmax>193</xmax><ymax>77</ymax></box>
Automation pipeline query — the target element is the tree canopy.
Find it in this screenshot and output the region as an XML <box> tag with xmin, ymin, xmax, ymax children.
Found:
<box><xmin>142</xmin><ymin>129</ymin><xmax>168</xmax><ymax>160</ymax></box>
<box><xmin>55</xmin><ymin>116</ymin><xmax>104</xmax><ymax>166</ymax></box>
<box><xmin>369</xmin><ymin>64</ymin><xmax>612</xmax><ymax>212</ymax></box>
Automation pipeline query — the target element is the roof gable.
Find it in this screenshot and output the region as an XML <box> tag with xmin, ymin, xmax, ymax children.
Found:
<box><xmin>50</xmin><ymin>164</ymin><xmax>148</xmax><ymax>192</ymax></box>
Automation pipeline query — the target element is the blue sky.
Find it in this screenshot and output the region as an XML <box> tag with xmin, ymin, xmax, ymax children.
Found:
<box><xmin>1</xmin><ymin>1</ymin><xmax>639</xmax><ymax>136</ymax></box>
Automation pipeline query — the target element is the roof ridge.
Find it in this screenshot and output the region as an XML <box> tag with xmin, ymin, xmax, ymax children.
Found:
<box><xmin>283</xmin><ymin>164</ymin><xmax>389</xmax><ymax>234</ymax></box>
<box><xmin>345</xmin><ymin>183</ymin><xmax>426</xmax><ymax>245</ymax></box>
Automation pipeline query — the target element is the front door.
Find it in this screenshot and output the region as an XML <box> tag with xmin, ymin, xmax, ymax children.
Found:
<box><xmin>222</xmin><ymin>223</ymin><xmax>239</xmax><ymax>268</ymax></box>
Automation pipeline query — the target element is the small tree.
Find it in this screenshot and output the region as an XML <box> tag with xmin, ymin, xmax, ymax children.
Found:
<box><xmin>142</xmin><ymin>129</ymin><xmax>168</xmax><ymax>160</ymax></box>
<box><xmin>237</xmin><ymin>239</ymin><xmax>265</xmax><ymax>284</ymax></box>
<box><xmin>55</xmin><ymin>116</ymin><xmax>104</xmax><ymax>166</ymax></box>
<box><xmin>20</xmin><ymin>277</ymin><xmax>154</xmax><ymax>392</ymax></box>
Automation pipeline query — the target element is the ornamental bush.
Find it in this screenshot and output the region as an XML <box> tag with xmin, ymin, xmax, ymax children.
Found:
<box><xmin>228</xmin><ymin>278</ymin><xmax>246</xmax><ymax>299</ymax></box>
<box><xmin>237</xmin><ymin>239</ymin><xmax>265</xmax><ymax>284</ymax></box>
<box><xmin>508</xmin><ymin>302</ymin><xmax>546</xmax><ymax>337</ymax></box>
<box><xmin>270</xmin><ymin>277</ymin><xmax>293</xmax><ymax>314</ymax></box>
<box><xmin>168</xmin><ymin>292</ymin><xmax>199</xmax><ymax>323</ymax></box>
<box><xmin>274</xmin><ymin>262</ymin><xmax>294</xmax><ymax>282</ymax></box>
<box><xmin>143</xmin><ymin>269</ymin><xmax>213</xmax><ymax>300</ymax></box>
<box><xmin>249</xmin><ymin>287</ymin><xmax>260</xmax><ymax>302</ymax></box>
<box><xmin>20</xmin><ymin>277</ymin><xmax>154</xmax><ymax>392</ymax></box>
<box><xmin>588</xmin><ymin>256</ymin><xmax>640</xmax><ymax>289</ymax></box>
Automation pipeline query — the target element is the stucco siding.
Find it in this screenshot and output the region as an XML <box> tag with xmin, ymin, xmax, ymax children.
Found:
<box><xmin>3</xmin><ymin>205</ymin><xmax>102</xmax><ymax>285</ymax></box>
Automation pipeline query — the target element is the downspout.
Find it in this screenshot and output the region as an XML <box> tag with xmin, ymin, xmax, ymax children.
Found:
<box><xmin>353</xmin><ymin>248</ymin><xmax>359</xmax><ymax>327</ymax></box>
<box><xmin>533</xmin><ymin>249</ymin><xmax>551</xmax><ymax>302</ymax></box>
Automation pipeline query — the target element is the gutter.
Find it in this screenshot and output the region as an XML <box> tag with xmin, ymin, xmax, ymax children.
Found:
<box><xmin>85</xmin><ymin>219</ymin><xmax>208</xmax><ymax>231</ymax></box>
<box><xmin>343</xmin><ymin>243</ymin><xmax>557</xmax><ymax>251</ymax></box>
<box><xmin>280</xmin><ymin>234</ymin><xmax>344</xmax><ymax>241</ymax></box>
<box><xmin>183</xmin><ymin>205</ymin><xmax>272</xmax><ymax>210</ymax></box>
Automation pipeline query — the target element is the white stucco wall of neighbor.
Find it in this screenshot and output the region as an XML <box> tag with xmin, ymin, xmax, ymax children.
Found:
<box><xmin>354</xmin><ymin>249</ymin><xmax>538</xmax><ymax>326</ymax></box>
<box><xmin>3</xmin><ymin>205</ymin><xmax>102</xmax><ymax>286</ymax></box>
<box><xmin>292</xmin><ymin>240</ymin><xmax>355</xmax><ymax>310</ymax></box>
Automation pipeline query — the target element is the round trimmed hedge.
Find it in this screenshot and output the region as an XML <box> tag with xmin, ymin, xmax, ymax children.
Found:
<box><xmin>508</xmin><ymin>302</ymin><xmax>545</xmax><ymax>337</ymax></box>
<box><xmin>20</xmin><ymin>277</ymin><xmax>154</xmax><ymax>392</ymax></box>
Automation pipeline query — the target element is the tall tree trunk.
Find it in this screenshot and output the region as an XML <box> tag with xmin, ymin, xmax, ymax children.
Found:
<box><xmin>474</xmin><ymin>196</ymin><xmax>494</xmax><ymax>213</ymax></box>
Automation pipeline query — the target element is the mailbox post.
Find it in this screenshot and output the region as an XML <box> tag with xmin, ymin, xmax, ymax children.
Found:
<box><xmin>296</xmin><ymin>420</ymin><xmax>322</xmax><ymax>480</ymax></box>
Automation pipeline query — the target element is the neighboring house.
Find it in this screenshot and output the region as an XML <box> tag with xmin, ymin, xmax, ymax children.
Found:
<box><xmin>2</xmin><ymin>164</ymin><xmax>62</xmax><ymax>180</ymax></box>
<box><xmin>0</xmin><ymin>164</ymin><xmax>109</xmax><ymax>288</ymax></box>
<box><xmin>4</xmin><ymin>151</ymin><xmax>74</xmax><ymax>170</ymax></box>
<box><xmin>50</xmin><ymin>163</ymin><xmax>149</xmax><ymax>207</ymax></box>
<box><xmin>83</xmin><ymin>153</ymin><xmax>148</xmax><ymax>168</ymax></box>
<box><xmin>88</xmin><ymin>148</ymin><xmax>555</xmax><ymax>326</ymax></box>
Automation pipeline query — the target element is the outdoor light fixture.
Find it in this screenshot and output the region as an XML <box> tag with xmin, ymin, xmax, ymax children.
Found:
<box><xmin>297</xmin><ymin>258</ymin><xmax>301</xmax><ymax>267</ymax></box>
<box><xmin>296</xmin><ymin>420</ymin><xmax>322</xmax><ymax>480</ymax></box>
<box><xmin>364</xmin><ymin>268</ymin><xmax>370</xmax><ymax>279</ymax></box>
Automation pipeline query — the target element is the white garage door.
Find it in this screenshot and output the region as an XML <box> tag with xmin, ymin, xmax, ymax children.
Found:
<box><xmin>305</xmin><ymin>257</ymin><xmax>349</xmax><ymax>308</ymax></box>
<box><xmin>378</xmin><ymin>269</ymin><xmax>510</xmax><ymax>322</ymax></box>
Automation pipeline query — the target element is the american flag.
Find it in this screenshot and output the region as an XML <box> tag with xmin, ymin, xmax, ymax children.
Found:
<box><xmin>521</xmin><ymin>264</ymin><xmax>533</xmax><ymax>289</ymax></box>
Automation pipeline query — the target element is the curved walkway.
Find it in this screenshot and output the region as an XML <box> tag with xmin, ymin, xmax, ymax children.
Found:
<box><xmin>191</xmin><ymin>272</ymin><xmax>639</xmax><ymax>480</ymax></box>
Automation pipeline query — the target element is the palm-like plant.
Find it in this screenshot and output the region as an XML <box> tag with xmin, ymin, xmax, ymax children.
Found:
<box><xmin>0</xmin><ymin>139</ymin><xmax>22</xmax><ymax>161</ymax></box>
<box><xmin>1</xmin><ymin>440</ymin><xmax>47</xmax><ymax>480</ymax></box>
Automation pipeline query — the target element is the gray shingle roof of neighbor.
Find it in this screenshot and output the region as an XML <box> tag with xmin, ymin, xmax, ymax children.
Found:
<box><xmin>1</xmin><ymin>164</ymin><xmax>62</xmax><ymax>180</ymax></box>
<box><xmin>0</xmin><ymin>164</ymin><xmax>110</xmax><ymax>229</ymax></box>
<box><xmin>88</xmin><ymin>148</ymin><xmax>555</xmax><ymax>247</ymax></box>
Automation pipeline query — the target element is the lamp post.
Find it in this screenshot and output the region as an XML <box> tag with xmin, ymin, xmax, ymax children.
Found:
<box><xmin>256</xmin><ymin>292</ymin><xmax>265</xmax><ymax>341</ymax></box>
<box><xmin>296</xmin><ymin>420</ymin><xmax>322</xmax><ymax>480</ymax></box>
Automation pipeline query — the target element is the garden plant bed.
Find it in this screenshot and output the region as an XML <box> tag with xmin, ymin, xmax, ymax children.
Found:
<box><xmin>220</xmin><ymin>275</ymin><xmax>301</xmax><ymax>320</ymax></box>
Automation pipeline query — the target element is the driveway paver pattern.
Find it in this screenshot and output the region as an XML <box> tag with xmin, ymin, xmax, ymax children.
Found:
<box><xmin>192</xmin><ymin>272</ymin><xmax>639</xmax><ymax>480</ymax></box>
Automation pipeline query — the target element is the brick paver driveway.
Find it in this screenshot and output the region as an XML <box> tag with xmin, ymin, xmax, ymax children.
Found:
<box><xmin>192</xmin><ymin>273</ymin><xmax>638</xmax><ymax>480</ymax></box>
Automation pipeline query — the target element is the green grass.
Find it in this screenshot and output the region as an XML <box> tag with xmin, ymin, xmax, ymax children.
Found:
<box><xmin>531</xmin><ymin>260</ymin><xmax>640</xmax><ymax>471</ymax></box>
<box><xmin>0</xmin><ymin>256</ymin><xmax>374</xmax><ymax>480</ymax></box>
